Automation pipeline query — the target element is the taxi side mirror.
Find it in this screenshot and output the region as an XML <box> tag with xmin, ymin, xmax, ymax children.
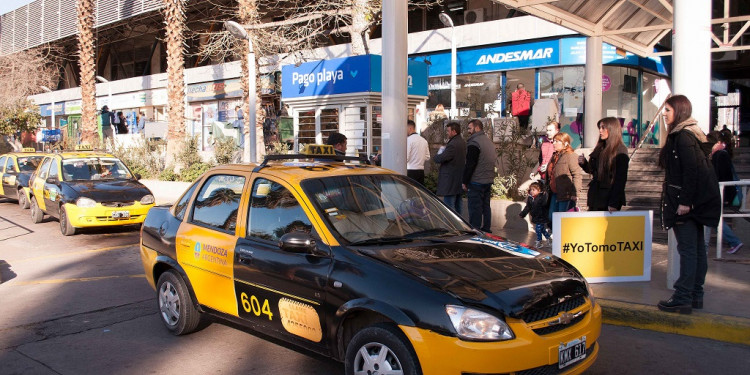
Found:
<box><xmin>134</xmin><ymin>173</ymin><xmax>142</xmax><ymax>180</ymax></box>
<box><xmin>279</xmin><ymin>231</ymin><xmax>317</xmax><ymax>254</ymax></box>
<box><xmin>46</xmin><ymin>177</ymin><xmax>59</xmax><ymax>184</ymax></box>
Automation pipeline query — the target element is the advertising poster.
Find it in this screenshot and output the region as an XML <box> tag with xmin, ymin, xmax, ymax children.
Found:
<box><xmin>552</xmin><ymin>211</ymin><xmax>653</xmax><ymax>283</ymax></box>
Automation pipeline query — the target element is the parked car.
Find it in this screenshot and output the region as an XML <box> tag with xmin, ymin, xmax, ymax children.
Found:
<box><xmin>140</xmin><ymin>145</ymin><xmax>601</xmax><ymax>375</ymax></box>
<box><xmin>0</xmin><ymin>148</ymin><xmax>46</xmax><ymax>209</ymax></box>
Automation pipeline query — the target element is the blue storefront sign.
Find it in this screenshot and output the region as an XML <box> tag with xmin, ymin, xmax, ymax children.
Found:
<box><xmin>39</xmin><ymin>103</ymin><xmax>65</xmax><ymax>116</ymax></box>
<box><xmin>411</xmin><ymin>37</ymin><xmax>667</xmax><ymax>77</ymax></box>
<box><xmin>281</xmin><ymin>55</ymin><xmax>428</xmax><ymax>99</ymax></box>
<box><xmin>41</xmin><ymin>129</ymin><xmax>62</xmax><ymax>143</ymax></box>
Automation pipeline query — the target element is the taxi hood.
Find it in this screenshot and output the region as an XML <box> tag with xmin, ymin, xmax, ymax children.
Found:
<box><xmin>356</xmin><ymin>237</ymin><xmax>588</xmax><ymax>319</ymax></box>
<box><xmin>67</xmin><ymin>180</ymin><xmax>152</xmax><ymax>202</ymax></box>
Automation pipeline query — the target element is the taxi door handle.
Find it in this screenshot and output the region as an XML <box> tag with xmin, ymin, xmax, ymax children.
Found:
<box><xmin>236</xmin><ymin>249</ymin><xmax>253</xmax><ymax>265</ymax></box>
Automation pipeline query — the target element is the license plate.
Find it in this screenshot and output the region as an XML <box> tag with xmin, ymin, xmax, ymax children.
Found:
<box><xmin>111</xmin><ymin>210</ymin><xmax>130</xmax><ymax>219</ymax></box>
<box><xmin>558</xmin><ymin>336</ymin><xmax>586</xmax><ymax>369</ymax></box>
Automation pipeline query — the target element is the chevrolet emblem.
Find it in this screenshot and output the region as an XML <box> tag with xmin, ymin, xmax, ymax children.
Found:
<box><xmin>549</xmin><ymin>311</ymin><xmax>582</xmax><ymax>326</ymax></box>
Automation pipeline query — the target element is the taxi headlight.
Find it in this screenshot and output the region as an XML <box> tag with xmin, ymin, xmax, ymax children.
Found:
<box><xmin>76</xmin><ymin>197</ymin><xmax>97</xmax><ymax>208</ymax></box>
<box><xmin>140</xmin><ymin>194</ymin><xmax>155</xmax><ymax>205</ymax></box>
<box><xmin>445</xmin><ymin>305</ymin><xmax>514</xmax><ymax>341</ymax></box>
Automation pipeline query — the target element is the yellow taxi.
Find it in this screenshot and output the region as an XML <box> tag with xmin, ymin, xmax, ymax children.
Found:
<box><xmin>29</xmin><ymin>145</ymin><xmax>155</xmax><ymax>235</ymax></box>
<box><xmin>0</xmin><ymin>148</ymin><xmax>46</xmax><ymax>209</ymax></box>
<box><xmin>140</xmin><ymin>145</ymin><xmax>601</xmax><ymax>375</ymax></box>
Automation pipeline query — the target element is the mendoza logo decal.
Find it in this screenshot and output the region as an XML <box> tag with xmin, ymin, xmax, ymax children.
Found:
<box><xmin>462</xmin><ymin>237</ymin><xmax>540</xmax><ymax>258</ymax></box>
<box><xmin>194</xmin><ymin>242</ymin><xmax>201</xmax><ymax>260</ymax></box>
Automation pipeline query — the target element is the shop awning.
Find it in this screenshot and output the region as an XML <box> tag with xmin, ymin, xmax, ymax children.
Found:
<box><xmin>492</xmin><ymin>0</ymin><xmax>750</xmax><ymax>57</ymax></box>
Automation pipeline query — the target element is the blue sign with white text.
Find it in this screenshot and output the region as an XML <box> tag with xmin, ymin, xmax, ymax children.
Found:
<box><xmin>281</xmin><ymin>55</ymin><xmax>428</xmax><ymax>99</ymax></box>
<box><xmin>39</xmin><ymin>103</ymin><xmax>65</xmax><ymax>117</ymax></box>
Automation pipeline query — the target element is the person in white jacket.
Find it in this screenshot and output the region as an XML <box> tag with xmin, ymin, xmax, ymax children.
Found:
<box><xmin>406</xmin><ymin>120</ymin><xmax>430</xmax><ymax>186</ymax></box>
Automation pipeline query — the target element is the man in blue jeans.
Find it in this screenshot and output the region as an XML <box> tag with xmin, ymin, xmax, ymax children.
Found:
<box><xmin>462</xmin><ymin>119</ymin><xmax>495</xmax><ymax>233</ymax></box>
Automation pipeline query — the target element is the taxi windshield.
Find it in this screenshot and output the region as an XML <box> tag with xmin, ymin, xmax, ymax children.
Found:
<box><xmin>17</xmin><ymin>156</ymin><xmax>44</xmax><ymax>172</ymax></box>
<box><xmin>302</xmin><ymin>174</ymin><xmax>473</xmax><ymax>244</ymax></box>
<box><xmin>61</xmin><ymin>157</ymin><xmax>132</xmax><ymax>181</ymax></box>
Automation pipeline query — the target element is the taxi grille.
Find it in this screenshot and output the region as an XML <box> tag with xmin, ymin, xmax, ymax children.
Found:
<box><xmin>520</xmin><ymin>296</ymin><xmax>586</xmax><ymax>323</ymax></box>
<box><xmin>101</xmin><ymin>201</ymin><xmax>136</xmax><ymax>207</ymax></box>
<box><xmin>514</xmin><ymin>342</ymin><xmax>597</xmax><ymax>375</ymax></box>
<box><xmin>531</xmin><ymin>312</ymin><xmax>587</xmax><ymax>336</ymax></box>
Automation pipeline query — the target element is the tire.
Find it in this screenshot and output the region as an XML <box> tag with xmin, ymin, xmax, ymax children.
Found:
<box><xmin>59</xmin><ymin>205</ymin><xmax>77</xmax><ymax>236</ymax></box>
<box><xmin>30</xmin><ymin>196</ymin><xmax>44</xmax><ymax>224</ymax></box>
<box><xmin>345</xmin><ymin>324</ymin><xmax>421</xmax><ymax>375</ymax></box>
<box><xmin>18</xmin><ymin>189</ymin><xmax>29</xmax><ymax>209</ymax></box>
<box><xmin>156</xmin><ymin>270</ymin><xmax>203</xmax><ymax>335</ymax></box>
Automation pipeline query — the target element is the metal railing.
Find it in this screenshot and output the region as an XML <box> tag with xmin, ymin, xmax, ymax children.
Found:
<box><xmin>716</xmin><ymin>179</ymin><xmax>750</xmax><ymax>259</ymax></box>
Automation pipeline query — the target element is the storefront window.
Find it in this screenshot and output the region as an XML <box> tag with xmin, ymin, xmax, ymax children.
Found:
<box><xmin>344</xmin><ymin>106</ymin><xmax>368</xmax><ymax>157</ymax></box>
<box><xmin>505</xmin><ymin>69</ymin><xmax>536</xmax><ymax>116</ymax></box>
<box><xmin>539</xmin><ymin>66</ymin><xmax>585</xmax><ymax>144</ymax></box>
<box><xmin>602</xmin><ymin>66</ymin><xmax>639</xmax><ymax>148</ymax></box>
<box><xmin>298</xmin><ymin>110</ymin><xmax>316</xmax><ymax>147</ymax></box>
<box><xmin>427</xmin><ymin>72</ymin><xmax>502</xmax><ymax>118</ymax></box>
<box><xmin>641</xmin><ymin>72</ymin><xmax>671</xmax><ymax>147</ymax></box>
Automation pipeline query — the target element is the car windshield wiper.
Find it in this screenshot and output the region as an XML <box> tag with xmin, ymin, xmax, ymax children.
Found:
<box><xmin>348</xmin><ymin>236</ymin><xmax>413</xmax><ymax>246</ymax></box>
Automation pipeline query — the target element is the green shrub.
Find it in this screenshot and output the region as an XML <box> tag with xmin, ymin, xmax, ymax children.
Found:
<box><xmin>179</xmin><ymin>162</ymin><xmax>211</xmax><ymax>182</ymax></box>
<box><xmin>423</xmin><ymin>171</ymin><xmax>439</xmax><ymax>194</ymax></box>
<box><xmin>491</xmin><ymin>174</ymin><xmax>517</xmax><ymax>200</ymax></box>
<box><xmin>214</xmin><ymin>137</ymin><xmax>236</xmax><ymax>165</ymax></box>
<box><xmin>159</xmin><ymin>167</ymin><xmax>179</xmax><ymax>182</ymax></box>
<box><xmin>111</xmin><ymin>138</ymin><xmax>166</xmax><ymax>179</ymax></box>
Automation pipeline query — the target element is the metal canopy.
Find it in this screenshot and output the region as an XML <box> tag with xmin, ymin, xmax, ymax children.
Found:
<box><xmin>493</xmin><ymin>0</ymin><xmax>750</xmax><ymax>57</ymax></box>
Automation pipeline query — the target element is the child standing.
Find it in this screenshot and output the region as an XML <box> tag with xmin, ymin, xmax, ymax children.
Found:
<box><xmin>519</xmin><ymin>182</ymin><xmax>552</xmax><ymax>248</ymax></box>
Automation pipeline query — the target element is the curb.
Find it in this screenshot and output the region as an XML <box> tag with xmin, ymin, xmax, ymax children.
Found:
<box><xmin>599</xmin><ymin>299</ymin><xmax>750</xmax><ymax>346</ymax></box>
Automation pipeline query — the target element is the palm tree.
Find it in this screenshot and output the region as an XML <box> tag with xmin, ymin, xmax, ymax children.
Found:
<box><xmin>238</xmin><ymin>0</ymin><xmax>257</xmax><ymax>161</ymax></box>
<box><xmin>163</xmin><ymin>0</ymin><xmax>187</xmax><ymax>166</ymax></box>
<box><xmin>76</xmin><ymin>0</ymin><xmax>96</xmax><ymax>144</ymax></box>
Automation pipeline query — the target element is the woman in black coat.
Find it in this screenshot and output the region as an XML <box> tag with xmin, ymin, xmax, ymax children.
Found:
<box><xmin>657</xmin><ymin>95</ymin><xmax>721</xmax><ymax>314</ymax></box>
<box><xmin>580</xmin><ymin>117</ymin><xmax>629</xmax><ymax>212</ymax></box>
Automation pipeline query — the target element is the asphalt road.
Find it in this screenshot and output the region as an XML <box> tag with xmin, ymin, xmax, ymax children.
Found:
<box><xmin>1</xmin><ymin>199</ymin><xmax>748</xmax><ymax>375</ymax></box>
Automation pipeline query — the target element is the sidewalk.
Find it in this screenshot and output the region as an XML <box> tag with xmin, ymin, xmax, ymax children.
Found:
<box><xmin>493</xmin><ymin>225</ymin><xmax>750</xmax><ymax>346</ymax></box>
<box><xmin>141</xmin><ymin>180</ymin><xmax>750</xmax><ymax>346</ymax></box>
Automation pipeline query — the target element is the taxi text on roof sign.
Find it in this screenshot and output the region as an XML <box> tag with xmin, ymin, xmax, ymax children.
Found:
<box><xmin>22</xmin><ymin>148</ymin><xmax>36</xmax><ymax>152</ymax></box>
<box><xmin>75</xmin><ymin>144</ymin><xmax>93</xmax><ymax>151</ymax></box>
<box><xmin>300</xmin><ymin>144</ymin><xmax>335</xmax><ymax>156</ymax></box>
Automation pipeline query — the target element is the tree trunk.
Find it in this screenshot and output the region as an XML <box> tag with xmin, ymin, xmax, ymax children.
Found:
<box><xmin>350</xmin><ymin>0</ymin><xmax>371</xmax><ymax>55</ymax></box>
<box><xmin>76</xmin><ymin>0</ymin><xmax>97</xmax><ymax>145</ymax></box>
<box><xmin>164</xmin><ymin>0</ymin><xmax>187</xmax><ymax>167</ymax></box>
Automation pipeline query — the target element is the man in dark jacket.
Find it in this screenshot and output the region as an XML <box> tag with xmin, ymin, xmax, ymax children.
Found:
<box><xmin>463</xmin><ymin>119</ymin><xmax>496</xmax><ymax>233</ymax></box>
<box><xmin>100</xmin><ymin>106</ymin><xmax>115</xmax><ymax>145</ymax></box>
<box><xmin>434</xmin><ymin>122</ymin><xmax>466</xmax><ymax>214</ymax></box>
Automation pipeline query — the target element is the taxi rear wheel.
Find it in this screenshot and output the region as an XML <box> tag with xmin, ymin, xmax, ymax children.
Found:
<box><xmin>59</xmin><ymin>206</ymin><xmax>77</xmax><ymax>236</ymax></box>
<box><xmin>30</xmin><ymin>197</ymin><xmax>43</xmax><ymax>223</ymax></box>
<box><xmin>156</xmin><ymin>270</ymin><xmax>202</xmax><ymax>335</ymax></box>
<box><xmin>345</xmin><ymin>324</ymin><xmax>421</xmax><ymax>375</ymax></box>
<box><xmin>17</xmin><ymin>190</ymin><xmax>29</xmax><ymax>209</ymax></box>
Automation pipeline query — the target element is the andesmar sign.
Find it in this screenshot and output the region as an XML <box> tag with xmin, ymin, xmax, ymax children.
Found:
<box><xmin>552</xmin><ymin>211</ymin><xmax>653</xmax><ymax>283</ymax></box>
<box><xmin>281</xmin><ymin>55</ymin><xmax>428</xmax><ymax>99</ymax></box>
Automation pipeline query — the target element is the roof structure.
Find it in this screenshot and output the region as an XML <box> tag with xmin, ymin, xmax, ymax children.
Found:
<box><xmin>492</xmin><ymin>0</ymin><xmax>750</xmax><ymax>57</ymax></box>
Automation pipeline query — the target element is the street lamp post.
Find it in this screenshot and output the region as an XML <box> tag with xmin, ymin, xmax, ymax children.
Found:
<box><xmin>439</xmin><ymin>12</ymin><xmax>456</xmax><ymax>119</ymax></box>
<box><xmin>224</xmin><ymin>20</ymin><xmax>256</xmax><ymax>163</ymax></box>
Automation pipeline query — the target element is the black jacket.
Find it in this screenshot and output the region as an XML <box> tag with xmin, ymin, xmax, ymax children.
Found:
<box><xmin>711</xmin><ymin>149</ymin><xmax>736</xmax><ymax>205</ymax></box>
<box><xmin>661</xmin><ymin>128</ymin><xmax>721</xmax><ymax>229</ymax></box>
<box><xmin>519</xmin><ymin>191</ymin><xmax>549</xmax><ymax>224</ymax></box>
<box><xmin>581</xmin><ymin>142</ymin><xmax>629</xmax><ymax>211</ymax></box>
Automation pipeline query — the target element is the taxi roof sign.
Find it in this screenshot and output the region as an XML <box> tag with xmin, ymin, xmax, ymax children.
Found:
<box><xmin>300</xmin><ymin>144</ymin><xmax>335</xmax><ymax>156</ymax></box>
<box><xmin>22</xmin><ymin>147</ymin><xmax>36</xmax><ymax>152</ymax></box>
<box><xmin>75</xmin><ymin>144</ymin><xmax>93</xmax><ymax>151</ymax></box>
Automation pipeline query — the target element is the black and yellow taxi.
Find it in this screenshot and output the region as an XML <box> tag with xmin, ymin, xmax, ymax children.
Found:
<box><xmin>140</xmin><ymin>145</ymin><xmax>601</xmax><ymax>375</ymax></box>
<box><xmin>0</xmin><ymin>148</ymin><xmax>46</xmax><ymax>209</ymax></box>
<box><xmin>29</xmin><ymin>145</ymin><xmax>155</xmax><ymax>236</ymax></box>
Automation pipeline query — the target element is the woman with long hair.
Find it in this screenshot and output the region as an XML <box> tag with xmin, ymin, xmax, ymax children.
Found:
<box><xmin>658</xmin><ymin>95</ymin><xmax>721</xmax><ymax>314</ymax></box>
<box><xmin>547</xmin><ymin>132</ymin><xmax>583</xmax><ymax>218</ymax></box>
<box><xmin>580</xmin><ymin>117</ymin><xmax>630</xmax><ymax>212</ymax></box>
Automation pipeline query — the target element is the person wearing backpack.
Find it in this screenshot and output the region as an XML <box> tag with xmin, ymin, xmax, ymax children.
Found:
<box><xmin>115</xmin><ymin>112</ymin><xmax>129</xmax><ymax>134</ymax></box>
<box><xmin>704</xmin><ymin>131</ymin><xmax>742</xmax><ymax>254</ymax></box>
<box><xmin>657</xmin><ymin>95</ymin><xmax>721</xmax><ymax>315</ymax></box>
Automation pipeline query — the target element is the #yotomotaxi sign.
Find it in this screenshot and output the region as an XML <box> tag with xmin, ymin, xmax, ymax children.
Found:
<box><xmin>552</xmin><ymin>211</ymin><xmax>652</xmax><ymax>283</ymax></box>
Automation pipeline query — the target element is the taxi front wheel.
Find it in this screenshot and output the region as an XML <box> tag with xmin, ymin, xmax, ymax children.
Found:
<box><xmin>156</xmin><ymin>270</ymin><xmax>203</xmax><ymax>335</ymax></box>
<box><xmin>30</xmin><ymin>197</ymin><xmax>43</xmax><ymax>224</ymax></box>
<box><xmin>18</xmin><ymin>190</ymin><xmax>29</xmax><ymax>209</ymax></box>
<box><xmin>345</xmin><ymin>324</ymin><xmax>421</xmax><ymax>375</ymax></box>
<box><xmin>59</xmin><ymin>206</ymin><xmax>77</xmax><ymax>236</ymax></box>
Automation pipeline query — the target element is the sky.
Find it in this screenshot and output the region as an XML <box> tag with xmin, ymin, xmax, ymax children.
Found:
<box><xmin>0</xmin><ymin>0</ymin><xmax>34</xmax><ymax>15</ymax></box>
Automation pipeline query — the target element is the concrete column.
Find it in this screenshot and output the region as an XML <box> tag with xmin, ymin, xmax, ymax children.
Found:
<box><xmin>673</xmin><ymin>0</ymin><xmax>711</xmax><ymax>133</ymax></box>
<box><xmin>381</xmin><ymin>0</ymin><xmax>408</xmax><ymax>174</ymax></box>
<box><xmin>667</xmin><ymin>0</ymin><xmax>712</xmax><ymax>288</ymax></box>
<box><xmin>583</xmin><ymin>36</ymin><xmax>602</xmax><ymax>148</ymax></box>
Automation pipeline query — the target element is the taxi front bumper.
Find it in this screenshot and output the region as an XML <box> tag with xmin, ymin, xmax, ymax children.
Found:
<box><xmin>400</xmin><ymin>299</ymin><xmax>602</xmax><ymax>375</ymax></box>
<box><xmin>64</xmin><ymin>202</ymin><xmax>154</xmax><ymax>228</ymax></box>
